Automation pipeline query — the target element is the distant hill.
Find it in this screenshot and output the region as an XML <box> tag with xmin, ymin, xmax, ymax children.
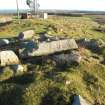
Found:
<box><xmin>0</xmin><ymin>9</ymin><xmax>105</xmax><ymax>15</ymax></box>
<box><xmin>0</xmin><ymin>9</ymin><xmax>28</xmax><ymax>15</ymax></box>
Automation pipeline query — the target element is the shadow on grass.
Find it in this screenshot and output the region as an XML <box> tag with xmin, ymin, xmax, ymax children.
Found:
<box><xmin>0</xmin><ymin>83</ymin><xmax>24</xmax><ymax>105</ymax></box>
<box><xmin>82</xmin><ymin>71</ymin><xmax>98</xmax><ymax>87</ymax></box>
<box><xmin>2</xmin><ymin>72</ymin><xmax>36</xmax><ymax>85</ymax></box>
<box><xmin>0</xmin><ymin>72</ymin><xmax>37</xmax><ymax>105</ymax></box>
<box><xmin>0</xmin><ymin>22</ymin><xmax>12</xmax><ymax>27</ymax></box>
<box><xmin>40</xmin><ymin>87</ymin><xmax>71</xmax><ymax>105</ymax></box>
<box><xmin>0</xmin><ymin>54</ymin><xmax>79</xmax><ymax>105</ymax></box>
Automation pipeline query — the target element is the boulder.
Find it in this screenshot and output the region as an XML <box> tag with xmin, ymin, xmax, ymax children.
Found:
<box><xmin>0</xmin><ymin>50</ymin><xmax>20</xmax><ymax>66</ymax></box>
<box><xmin>52</xmin><ymin>51</ymin><xmax>81</xmax><ymax>65</ymax></box>
<box><xmin>18</xmin><ymin>30</ymin><xmax>34</xmax><ymax>40</ymax></box>
<box><xmin>72</xmin><ymin>95</ymin><xmax>89</xmax><ymax>105</ymax></box>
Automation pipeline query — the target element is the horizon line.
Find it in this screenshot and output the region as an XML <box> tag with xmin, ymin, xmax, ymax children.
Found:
<box><xmin>0</xmin><ymin>9</ymin><xmax>105</xmax><ymax>12</ymax></box>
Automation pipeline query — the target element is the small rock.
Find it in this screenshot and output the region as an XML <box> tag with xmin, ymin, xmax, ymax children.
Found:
<box><xmin>101</xmin><ymin>58</ymin><xmax>105</xmax><ymax>65</ymax></box>
<box><xmin>0</xmin><ymin>39</ymin><xmax>10</xmax><ymax>47</ymax></box>
<box><xmin>18</xmin><ymin>30</ymin><xmax>34</xmax><ymax>40</ymax></box>
<box><xmin>65</xmin><ymin>80</ymin><xmax>71</xmax><ymax>85</ymax></box>
<box><xmin>11</xmin><ymin>64</ymin><xmax>24</xmax><ymax>72</ymax></box>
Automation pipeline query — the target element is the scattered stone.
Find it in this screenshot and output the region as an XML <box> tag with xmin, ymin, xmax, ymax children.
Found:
<box><xmin>101</xmin><ymin>58</ymin><xmax>105</xmax><ymax>65</ymax></box>
<box><xmin>69</xmin><ymin>51</ymin><xmax>82</xmax><ymax>63</ymax></box>
<box><xmin>39</xmin><ymin>33</ymin><xmax>50</xmax><ymax>42</ymax></box>
<box><xmin>0</xmin><ymin>39</ymin><xmax>10</xmax><ymax>47</ymax></box>
<box><xmin>39</xmin><ymin>33</ymin><xmax>60</xmax><ymax>42</ymax></box>
<box><xmin>78</xmin><ymin>38</ymin><xmax>105</xmax><ymax>49</ymax></box>
<box><xmin>0</xmin><ymin>17</ymin><xmax>12</xmax><ymax>24</ymax></box>
<box><xmin>0</xmin><ymin>50</ymin><xmax>20</xmax><ymax>66</ymax></box>
<box><xmin>18</xmin><ymin>30</ymin><xmax>35</xmax><ymax>40</ymax></box>
<box><xmin>77</xmin><ymin>38</ymin><xmax>105</xmax><ymax>53</ymax></box>
<box><xmin>77</xmin><ymin>38</ymin><xmax>90</xmax><ymax>47</ymax></box>
<box><xmin>89</xmin><ymin>39</ymin><xmax>104</xmax><ymax>49</ymax></box>
<box><xmin>72</xmin><ymin>95</ymin><xmax>89</xmax><ymax>105</ymax></box>
<box><xmin>52</xmin><ymin>51</ymin><xmax>81</xmax><ymax>65</ymax></box>
<box><xmin>10</xmin><ymin>64</ymin><xmax>25</xmax><ymax>72</ymax></box>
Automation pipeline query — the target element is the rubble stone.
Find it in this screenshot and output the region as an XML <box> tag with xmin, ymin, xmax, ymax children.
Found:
<box><xmin>0</xmin><ymin>50</ymin><xmax>19</xmax><ymax>66</ymax></box>
<box><xmin>18</xmin><ymin>30</ymin><xmax>34</xmax><ymax>40</ymax></box>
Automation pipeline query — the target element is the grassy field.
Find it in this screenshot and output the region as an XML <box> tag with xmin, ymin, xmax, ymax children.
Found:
<box><xmin>0</xmin><ymin>15</ymin><xmax>105</xmax><ymax>105</ymax></box>
<box><xmin>0</xmin><ymin>16</ymin><xmax>105</xmax><ymax>40</ymax></box>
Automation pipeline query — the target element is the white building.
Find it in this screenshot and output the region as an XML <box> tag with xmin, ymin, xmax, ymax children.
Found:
<box><xmin>43</xmin><ymin>13</ymin><xmax>48</xmax><ymax>19</ymax></box>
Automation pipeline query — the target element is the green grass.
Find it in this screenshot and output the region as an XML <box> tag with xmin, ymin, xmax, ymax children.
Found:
<box><xmin>0</xmin><ymin>16</ymin><xmax>105</xmax><ymax>105</ymax></box>
<box><xmin>0</xmin><ymin>16</ymin><xmax>105</xmax><ymax>40</ymax></box>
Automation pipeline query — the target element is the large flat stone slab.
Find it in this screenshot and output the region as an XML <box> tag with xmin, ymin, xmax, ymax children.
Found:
<box><xmin>20</xmin><ymin>39</ymin><xmax>78</xmax><ymax>57</ymax></box>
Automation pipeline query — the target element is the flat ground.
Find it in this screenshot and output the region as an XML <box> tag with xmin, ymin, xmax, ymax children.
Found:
<box><xmin>0</xmin><ymin>15</ymin><xmax>105</xmax><ymax>105</ymax></box>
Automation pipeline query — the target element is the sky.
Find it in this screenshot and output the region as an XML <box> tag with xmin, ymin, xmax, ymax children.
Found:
<box><xmin>0</xmin><ymin>0</ymin><xmax>105</xmax><ymax>11</ymax></box>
